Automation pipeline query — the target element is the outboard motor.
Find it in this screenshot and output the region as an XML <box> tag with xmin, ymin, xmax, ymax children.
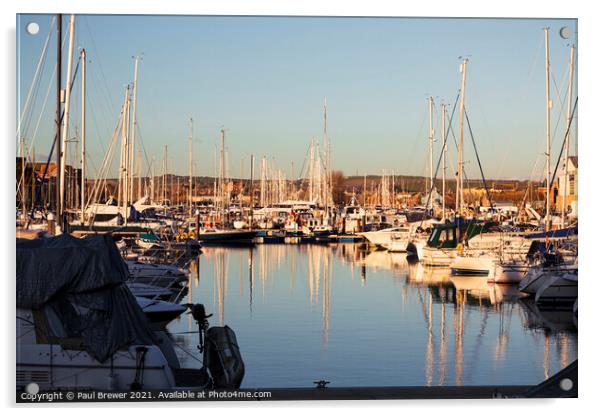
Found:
<box><xmin>189</xmin><ymin>304</ymin><xmax>245</xmax><ymax>389</ymax></box>
<box><xmin>205</xmin><ymin>326</ymin><xmax>245</xmax><ymax>388</ymax></box>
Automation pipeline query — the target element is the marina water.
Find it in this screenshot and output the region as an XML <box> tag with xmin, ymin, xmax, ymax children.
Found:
<box><xmin>168</xmin><ymin>243</ymin><xmax>577</xmax><ymax>388</ymax></box>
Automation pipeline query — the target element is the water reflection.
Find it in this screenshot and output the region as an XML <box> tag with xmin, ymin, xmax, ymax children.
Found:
<box><xmin>169</xmin><ymin>244</ymin><xmax>577</xmax><ymax>388</ymax></box>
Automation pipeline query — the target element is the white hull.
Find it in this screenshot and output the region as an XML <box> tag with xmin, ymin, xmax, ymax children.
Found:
<box><xmin>450</xmin><ymin>254</ymin><xmax>495</xmax><ymax>276</ymax></box>
<box><xmin>519</xmin><ymin>267</ymin><xmax>578</xmax><ymax>303</ymax></box>
<box><xmin>17</xmin><ymin>344</ymin><xmax>177</xmax><ymax>390</ymax></box>
<box><xmin>233</xmin><ymin>220</ymin><xmax>247</xmax><ymax>230</ymax></box>
<box><xmin>16</xmin><ymin>309</ymin><xmax>180</xmax><ymax>390</ymax></box>
<box><xmin>491</xmin><ymin>261</ymin><xmax>530</xmax><ymax>284</ymax></box>
<box><xmin>385</xmin><ymin>239</ymin><xmax>409</xmax><ymax>252</ymax></box>
<box><xmin>359</xmin><ymin>227</ymin><xmax>410</xmax><ymax>248</ymax></box>
<box><xmin>421</xmin><ymin>246</ymin><xmax>456</xmax><ymax>267</ymax></box>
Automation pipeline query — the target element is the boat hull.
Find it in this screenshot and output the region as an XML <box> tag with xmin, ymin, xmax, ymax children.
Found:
<box><xmin>197</xmin><ymin>230</ymin><xmax>258</xmax><ymax>244</ymax></box>
<box><xmin>421</xmin><ymin>246</ymin><xmax>456</xmax><ymax>267</ymax></box>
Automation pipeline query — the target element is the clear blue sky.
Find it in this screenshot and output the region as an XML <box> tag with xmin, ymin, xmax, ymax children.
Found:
<box><xmin>17</xmin><ymin>14</ymin><xmax>577</xmax><ymax>181</ymax></box>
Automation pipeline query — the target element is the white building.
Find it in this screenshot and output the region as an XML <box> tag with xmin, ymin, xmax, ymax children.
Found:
<box><xmin>556</xmin><ymin>156</ymin><xmax>578</xmax><ymax>215</ymax></box>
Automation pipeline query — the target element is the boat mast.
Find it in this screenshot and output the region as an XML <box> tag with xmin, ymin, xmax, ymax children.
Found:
<box><xmin>428</xmin><ymin>96</ymin><xmax>434</xmax><ymax>212</ymax></box>
<box><xmin>309</xmin><ymin>138</ymin><xmax>314</xmax><ymax>202</ymax></box>
<box><xmin>249</xmin><ymin>154</ymin><xmax>254</xmax><ymax>228</ymax></box>
<box><xmin>562</xmin><ymin>44</ymin><xmax>575</xmax><ymax>228</ymax></box>
<box><xmin>323</xmin><ymin>97</ymin><xmax>330</xmax><ymax>216</ymax></box>
<box><xmin>55</xmin><ymin>14</ymin><xmax>62</xmax><ymax>221</ymax></box>
<box><xmin>189</xmin><ymin>117</ymin><xmax>193</xmax><ymax>218</ymax></box>
<box><xmin>130</xmin><ymin>55</ymin><xmax>141</xmax><ymax>201</ymax></box>
<box><xmin>59</xmin><ymin>14</ymin><xmax>76</xmax><ymax>227</ymax></box>
<box><xmin>544</xmin><ymin>27</ymin><xmax>551</xmax><ymax>232</ymax></box>
<box><xmin>150</xmin><ymin>155</ymin><xmax>155</xmax><ymax>202</ymax></box>
<box><xmin>220</xmin><ymin>129</ymin><xmax>226</xmax><ymax>224</ymax></box>
<box><xmin>80</xmin><ymin>48</ymin><xmax>86</xmax><ymax>225</ymax></box>
<box><xmin>163</xmin><ymin>145</ymin><xmax>167</xmax><ymax>215</ymax></box>
<box><xmin>456</xmin><ymin>58</ymin><xmax>468</xmax><ymax>216</ymax></box>
<box><xmin>119</xmin><ymin>86</ymin><xmax>130</xmax><ymax>222</ymax></box>
<box><xmin>441</xmin><ymin>102</ymin><xmax>446</xmax><ymax>222</ymax></box>
<box><xmin>363</xmin><ymin>173</ymin><xmax>367</xmax><ymax>206</ymax></box>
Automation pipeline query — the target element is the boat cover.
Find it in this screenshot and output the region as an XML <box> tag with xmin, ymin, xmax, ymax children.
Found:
<box><xmin>16</xmin><ymin>233</ymin><xmax>157</xmax><ymax>362</ymax></box>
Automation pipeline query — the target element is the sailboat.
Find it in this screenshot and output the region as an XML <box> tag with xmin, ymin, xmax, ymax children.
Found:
<box><xmin>196</xmin><ymin>129</ymin><xmax>257</xmax><ymax>245</ymax></box>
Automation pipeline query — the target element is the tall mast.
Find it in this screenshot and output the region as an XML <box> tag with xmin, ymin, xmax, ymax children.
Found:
<box><xmin>20</xmin><ymin>138</ymin><xmax>26</xmax><ymax>218</ymax></box>
<box><xmin>544</xmin><ymin>28</ymin><xmax>551</xmax><ymax>232</ymax></box>
<box><xmin>59</xmin><ymin>14</ymin><xmax>76</xmax><ymax>225</ymax></box>
<box><xmin>428</xmin><ymin>96</ymin><xmax>434</xmax><ymax>211</ymax></box>
<box><xmin>562</xmin><ymin>44</ymin><xmax>575</xmax><ymax>228</ymax></box>
<box><xmin>80</xmin><ymin>48</ymin><xmax>86</xmax><ymax>225</ymax></box>
<box><xmin>163</xmin><ymin>145</ymin><xmax>167</xmax><ymax>215</ymax></box>
<box><xmin>456</xmin><ymin>58</ymin><xmax>468</xmax><ymax>215</ymax></box>
<box><xmin>130</xmin><ymin>55</ymin><xmax>141</xmax><ymax>201</ymax></box>
<box><xmin>309</xmin><ymin>138</ymin><xmax>314</xmax><ymax>202</ymax></box>
<box><xmin>213</xmin><ymin>145</ymin><xmax>217</xmax><ymax>212</ymax></box>
<box><xmin>137</xmin><ymin>149</ymin><xmax>142</xmax><ymax>198</ymax></box>
<box><xmin>220</xmin><ymin>129</ymin><xmax>226</xmax><ymax>222</ymax></box>
<box><xmin>121</xmin><ymin>86</ymin><xmax>131</xmax><ymax>222</ymax></box>
<box><xmin>363</xmin><ymin>173</ymin><xmax>367</xmax><ymax>206</ymax></box>
<box><xmin>323</xmin><ymin>97</ymin><xmax>330</xmax><ymax>214</ymax></box>
<box><xmin>249</xmin><ymin>154</ymin><xmax>254</xmax><ymax>228</ymax></box>
<box><xmin>150</xmin><ymin>155</ymin><xmax>155</xmax><ymax>202</ymax></box>
<box><xmin>126</xmin><ymin>88</ymin><xmax>132</xmax><ymax>206</ymax></box>
<box><xmin>189</xmin><ymin>117</ymin><xmax>193</xmax><ymax>217</ymax></box>
<box><xmin>55</xmin><ymin>14</ymin><xmax>62</xmax><ymax>218</ymax></box>
<box><xmin>441</xmin><ymin>102</ymin><xmax>447</xmax><ymax>222</ymax></box>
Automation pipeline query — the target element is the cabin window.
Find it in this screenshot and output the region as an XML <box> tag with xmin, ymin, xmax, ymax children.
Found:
<box><xmin>569</xmin><ymin>175</ymin><xmax>575</xmax><ymax>195</ymax></box>
<box><xmin>428</xmin><ymin>229</ymin><xmax>440</xmax><ymax>245</ymax></box>
<box><xmin>446</xmin><ymin>228</ymin><xmax>453</xmax><ymax>242</ymax></box>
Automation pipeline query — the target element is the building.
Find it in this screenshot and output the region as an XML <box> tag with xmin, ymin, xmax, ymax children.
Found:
<box><xmin>555</xmin><ymin>156</ymin><xmax>578</xmax><ymax>215</ymax></box>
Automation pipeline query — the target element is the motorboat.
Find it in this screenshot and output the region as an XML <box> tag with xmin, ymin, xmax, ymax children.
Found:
<box><xmin>359</xmin><ymin>226</ymin><xmax>411</xmax><ymax>249</ymax></box>
<box><xmin>136</xmin><ymin>297</ymin><xmax>187</xmax><ymax>328</ymax></box>
<box><xmin>196</xmin><ymin>228</ymin><xmax>257</xmax><ymax>244</ymax></box>
<box><xmin>127</xmin><ymin>282</ymin><xmax>175</xmax><ymax>301</ymax></box>
<box><xmin>126</xmin><ymin>260</ymin><xmax>188</xmax><ymax>289</ymax></box>
<box><xmin>16</xmin><ymin>234</ymin><xmax>214</xmax><ymax>391</ymax></box>
<box><xmin>420</xmin><ymin>219</ymin><xmax>496</xmax><ymax>267</ymax></box>
<box><xmin>519</xmin><ymin>265</ymin><xmax>578</xmax><ymax>304</ymax></box>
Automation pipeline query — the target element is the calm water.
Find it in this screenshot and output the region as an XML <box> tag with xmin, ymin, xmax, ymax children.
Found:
<box><xmin>167</xmin><ymin>243</ymin><xmax>577</xmax><ymax>388</ymax></box>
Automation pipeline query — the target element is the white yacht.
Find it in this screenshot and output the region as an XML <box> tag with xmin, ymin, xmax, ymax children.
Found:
<box><xmin>519</xmin><ymin>264</ymin><xmax>578</xmax><ymax>303</ymax></box>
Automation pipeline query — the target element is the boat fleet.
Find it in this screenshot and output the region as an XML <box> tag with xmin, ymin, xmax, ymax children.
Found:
<box><xmin>15</xmin><ymin>15</ymin><xmax>578</xmax><ymax>393</ymax></box>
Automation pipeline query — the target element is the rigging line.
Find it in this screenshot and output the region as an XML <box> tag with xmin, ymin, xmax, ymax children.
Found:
<box><xmin>550</xmin><ymin>97</ymin><xmax>578</xmax><ymax>188</ymax></box>
<box><xmin>20</xmin><ymin>49</ymin><xmax>49</xmax><ymax>142</ymax></box>
<box><xmin>17</xmin><ymin>16</ymin><xmax>56</xmax><ymax>139</ymax></box>
<box><xmin>17</xmin><ymin>55</ymin><xmax>81</xmax><ymax>195</ymax></box>
<box><xmin>21</xmin><ymin>17</ymin><xmax>69</xmax><ymax>145</ymax></box>
<box><xmin>532</xmin><ymin>72</ymin><xmax>570</xmax><ymax>189</ymax></box>
<box><xmin>85</xmin><ymin>95</ymin><xmax>124</xmax><ymax>204</ymax></box>
<box><xmin>133</xmin><ymin>122</ymin><xmax>154</xmax><ymax>179</ymax></box>
<box><xmin>418</xmin><ymin>92</ymin><xmax>460</xmax><ymax>226</ymax></box>
<box><xmin>296</xmin><ymin>141</ymin><xmax>313</xmax><ymax>189</ymax></box>
<box><xmin>406</xmin><ymin>102</ymin><xmax>430</xmax><ymax>176</ymax></box>
<box><xmin>520</xmin><ymin>33</ymin><xmax>545</xmax><ymax>103</ymax></box>
<box><xmin>550</xmin><ymin>70</ymin><xmax>569</xmax><ymax>147</ymax></box>
<box><xmin>464</xmin><ymin>108</ymin><xmax>494</xmax><ymax>211</ymax></box>
<box><xmin>87</xmin><ymin>58</ymin><xmax>115</xmax><ymax>141</ymax></box>
<box><xmin>86</xmin><ymin>112</ymin><xmax>122</xmax><ymax>210</ymax></box>
<box><xmin>444</xmin><ymin>105</ymin><xmax>471</xmax><ymax>190</ymax></box>
<box><xmin>82</xmin><ymin>16</ymin><xmax>117</xmax><ymax>114</ymax></box>
<box><xmin>23</xmin><ymin>63</ymin><xmax>56</xmax><ymax>167</ymax></box>
<box><xmin>25</xmin><ymin>55</ymin><xmax>82</xmax><ymax>217</ymax></box>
